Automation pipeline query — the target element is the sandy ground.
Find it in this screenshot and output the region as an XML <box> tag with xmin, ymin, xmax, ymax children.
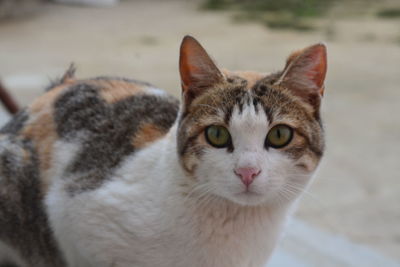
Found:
<box><xmin>0</xmin><ymin>0</ymin><xmax>399</xmax><ymax>260</ymax></box>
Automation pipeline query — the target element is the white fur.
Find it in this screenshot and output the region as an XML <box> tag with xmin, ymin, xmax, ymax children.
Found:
<box><xmin>46</xmin><ymin>101</ymin><xmax>315</xmax><ymax>267</ymax></box>
<box><xmin>147</xmin><ymin>87</ymin><xmax>169</xmax><ymax>96</ymax></box>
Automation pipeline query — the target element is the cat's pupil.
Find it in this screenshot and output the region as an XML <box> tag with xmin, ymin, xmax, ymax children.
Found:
<box><xmin>276</xmin><ymin>129</ymin><xmax>281</xmax><ymax>139</ymax></box>
<box><xmin>216</xmin><ymin>129</ymin><xmax>220</xmax><ymax>138</ymax></box>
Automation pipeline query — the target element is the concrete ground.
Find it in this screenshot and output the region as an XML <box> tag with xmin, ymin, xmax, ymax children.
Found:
<box><xmin>0</xmin><ymin>0</ymin><xmax>399</xmax><ymax>263</ymax></box>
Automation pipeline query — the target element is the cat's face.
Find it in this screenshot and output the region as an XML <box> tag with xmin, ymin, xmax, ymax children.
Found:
<box><xmin>177</xmin><ymin>36</ymin><xmax>326</xmax><ymax>207</ymax></box>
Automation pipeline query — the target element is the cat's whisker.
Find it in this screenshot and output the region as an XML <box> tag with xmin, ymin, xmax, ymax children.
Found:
<box><xmin>192</xmin><ymin>184</ymin><xmax>221</xmax><ymax>210</ymax></box>
<box><xmin>279</xmin><ymin>187</ymin><xmax>294</xmax><ymax>201</ymax></box>
<box><xmin>282</xmin><ymin>184</ymin><xmax>308</xmax><ymax>199</ymax></box>
<box><xmin>284</xmin><ymin>182</ymin><xmax>320</xmax><ymax>202</ymax></box>
<box><xmin>197</xmin><ymin>195</ymin><xmax>215</xmax><ymax>210</ymax></box>
<box><xmin>274</xmin><ymin>191</ymin><xmax>289</xmax><ymax>209</ymax></box>
<box><xmin>285</xmin><ymin>182</ymin><xmax>313</xmax><ymax>196</ymax></box>
<box><xmin>184</xmin><ymin>183</ymin><xmax>216</xmax><ymax>209</ymax></box>
<box><xmin>183</xmin><ymin>182</ymin><xmax>209</xmax><ymax>203</ymax></box>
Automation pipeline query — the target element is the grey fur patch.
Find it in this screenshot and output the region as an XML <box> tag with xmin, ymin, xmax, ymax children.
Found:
<box><xmin>0</xmin><ymin>136</ymin><xmax>65</xmax><ymax>266</ymax></box>
<box><xmin>0</xmin><ymin>110</ymin><xmax>29</xmax><ymax>135</ymax></box>
<box><xmin>53</xmin><ymin>82</ymin><xmax>179</xmax><ymax>195</ymax></box>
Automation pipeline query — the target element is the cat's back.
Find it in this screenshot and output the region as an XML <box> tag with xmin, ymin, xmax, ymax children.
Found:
<box><xmin>0</xmin><ymin>70</ymin><xmax>179</xmax><ymax>266</ymax></box>
<box><xmin>2</xmin><ymin>69</ymin><xmax>180</xmax><ymax>190</ymax></box>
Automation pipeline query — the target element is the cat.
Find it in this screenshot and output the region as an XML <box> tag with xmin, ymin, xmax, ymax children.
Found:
<box><xmin>0</xmin><ymin>36</ymin><xmax>327</xmax><ymax>267</ymax></box>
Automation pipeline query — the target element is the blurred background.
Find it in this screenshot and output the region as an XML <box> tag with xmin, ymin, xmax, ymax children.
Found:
<box><xmin>0</xmin><ymin>0</ymin><xmax>399</xmax><ymax>266</ymax></box>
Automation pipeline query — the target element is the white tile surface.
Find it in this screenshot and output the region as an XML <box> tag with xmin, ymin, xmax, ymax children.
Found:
<box><xmin>268</xmin><ymin>218</ymin><xmax>400</xmax><ymax>267</ymax></box>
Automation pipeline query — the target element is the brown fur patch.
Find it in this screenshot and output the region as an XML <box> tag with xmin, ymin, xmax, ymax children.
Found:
<box><xmin>23</xmin><ymin>112</ymin><xmax>57</xmax><ymax>191</ymax></box>
<box><xmin>23</xmin><ymin>82</ymin><xmax>75</xmax><ymax>193</ymax></box>
<box><xmin>95</xmin><ymin>80</ymin><xmax>147</xmax><ymax>103</ymax></box>
<box><xmin>22</xmin><ymin>114</ymin><xmax>57</xmax><ymax>193</ymax></box>
<box><xmin>132</xmin><ymin>123</ymin><xmax>166</xmax><ymax>149</ymax></box>
<box><xmin>31</xmin><ymin>83</ymin><xmax>72</xmax><ymax>113</ymax></box>
<box><xmin>223</xmin><ymin>70</ymin><xmax>266</xmax><ymax>90</ymax></box>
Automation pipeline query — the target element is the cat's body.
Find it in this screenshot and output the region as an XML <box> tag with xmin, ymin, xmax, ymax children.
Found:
<box><xmin>0</xmin><ymin>36</ymin><xmax>327</xmax><ymax>267</ymax></box>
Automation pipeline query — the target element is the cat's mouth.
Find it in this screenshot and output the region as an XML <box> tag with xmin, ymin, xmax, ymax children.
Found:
<box><xmin>235</xmin><ymin>189</ymin><xmax>263</xmax><ymax>199</ymax></box>
<box><xmin>231</xmin><ymin>190</ymin><xmax>265</xmax><ymax>206</ymax></box>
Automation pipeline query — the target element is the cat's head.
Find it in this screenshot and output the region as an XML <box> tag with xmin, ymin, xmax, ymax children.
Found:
<box><xmin>177</xmin><ymin>36</ymin><xmax>326</xmax><ymax>207</ymax></box>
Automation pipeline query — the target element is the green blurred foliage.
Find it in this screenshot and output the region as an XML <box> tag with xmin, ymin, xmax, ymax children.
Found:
<box><xmin>203</xmin><ymin>0</ymin><xmax>335</xmax><ymax>16</ymax></box>
<box><xmin>377</xmin><ymin>8</ymin><xmax>400</xmax><ymax>18</ymax></box>
<box><xmin>201</xmin><ymin>0</ymin><xmax>339</xmax><ymax>30</ymax></box>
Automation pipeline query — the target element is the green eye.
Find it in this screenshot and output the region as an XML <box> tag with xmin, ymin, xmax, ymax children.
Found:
<box><xmin>205</xmin><ymin>125</ymin><xmax>231</xmax><ymax>148</ymax></box>
<box><xmin>266</xmin><ymin>124</ymin><xmax>293</xmax><ymax>149</ymax></box>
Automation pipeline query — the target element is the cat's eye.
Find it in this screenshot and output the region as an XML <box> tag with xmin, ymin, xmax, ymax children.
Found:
<box><xmin>265</xmin><ymin>124</ymin><xmax>293</xmax><ymax>149</ymax></box>
<box><xmin>205</xmin><ymin>125</ymin><xmax>231</xmax><ymax>148</ymax></box>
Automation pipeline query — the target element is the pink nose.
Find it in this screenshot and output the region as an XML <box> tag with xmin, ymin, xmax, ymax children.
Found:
<box><xmin>234</xmin><ymin>167</ymin><xmax>261</xmax><ymax>187</ymax></box>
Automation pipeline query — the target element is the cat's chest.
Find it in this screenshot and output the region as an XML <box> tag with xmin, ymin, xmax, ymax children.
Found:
<box><xmin>188</xmin><ymin>206</ymin><xmax>281</xmax><ymax>267</ymax></box>
<box><xmin>72</xmin><ymin>175</ymin><xmax>279</xmax><ymax>267</ymax></box>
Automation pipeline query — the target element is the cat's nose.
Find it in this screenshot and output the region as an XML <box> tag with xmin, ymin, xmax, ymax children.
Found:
<box><xmin>234</xmin><ymin>167</ymin><xmax>261</xmax><ymax>187</ymax></box>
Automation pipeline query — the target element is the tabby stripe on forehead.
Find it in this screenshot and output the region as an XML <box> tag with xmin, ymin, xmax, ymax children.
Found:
<box><xmin>262</xmin><ymin>106</ymin><xmax>273</xmax><ymax>124</ymax></box>
<box><xmin>252</xmin><ymin>96</ymin><xmax>261</xmax><ymax>113</ymax></box>
<box><xmin>223</xmin><ymin>105</ymin><xmax>234</xmax><ymax>125</ymax></box>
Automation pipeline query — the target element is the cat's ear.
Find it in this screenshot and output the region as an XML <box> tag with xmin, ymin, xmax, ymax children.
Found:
<box><xmin>276</xmin><ymin>43</ymin><xmax>327</xmax><ymax>110</ymax></box>
<box><xmin>179</xmin><ymin>36</ymin><xmax>224</xmax><ymax>106</ymax></box>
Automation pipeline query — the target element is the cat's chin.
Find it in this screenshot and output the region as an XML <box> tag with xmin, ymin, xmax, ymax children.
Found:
<box><xmin>226</xmin><ymin>191</ymin><xmax>268</xmax><ymax>206</ymax></box>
